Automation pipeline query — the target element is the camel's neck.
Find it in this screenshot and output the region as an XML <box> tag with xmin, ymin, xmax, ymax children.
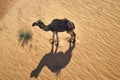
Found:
<box><xmin>39</xmin><ymin>23</ymin><xmax>50</xmax><ymax>31</ymax></box>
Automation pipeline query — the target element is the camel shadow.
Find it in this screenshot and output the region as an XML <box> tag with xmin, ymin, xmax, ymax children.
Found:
<box><xmin>30</xmin><ymin>42</ymin><xmax>75</xmax><ymax>78</ymax></box>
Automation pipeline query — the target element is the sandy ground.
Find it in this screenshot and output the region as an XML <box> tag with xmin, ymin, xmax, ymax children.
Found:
<box><xmin>0</xmin><ymin>0</ymin><xmax>120</xmax><ymax>80</ymax></box>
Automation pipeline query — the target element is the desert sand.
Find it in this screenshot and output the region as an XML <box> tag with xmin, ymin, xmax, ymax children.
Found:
<box><xmin>0</xmin><ymin>0</ymin><xmax>120</xmax><ymax>80</ymax></box>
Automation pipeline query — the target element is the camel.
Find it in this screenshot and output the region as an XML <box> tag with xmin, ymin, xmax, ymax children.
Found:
<box><xmin>32</xmin><ymin>18</ymin><xmax>76</xmax><ymax>46</ymax></box>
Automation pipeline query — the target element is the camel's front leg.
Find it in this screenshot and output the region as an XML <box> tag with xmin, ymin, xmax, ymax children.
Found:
<box><xmin>55</xmin><ymin>32</ymin><xmax>59</xmax><ymax>46</ymax></box>
<box><xmin>51</xmin><ymin>32</ymin><xmax>55</xmax><ymax>44</ymax></box>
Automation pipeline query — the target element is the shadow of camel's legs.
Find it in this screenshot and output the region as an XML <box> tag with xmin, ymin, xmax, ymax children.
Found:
<box><xmin>54</xmin><ymin>44</ymin><xmax>58</xmax><ymax>54</ymax></box>
<box><xmin>51</xmin><ymin>42</ymin><xmax>54</xmax><ymax>53</ymax></box>
<box><xmin>51</xmin><ymin>40</ymin><xmax>59</xmax><ymax>54</ymax></box>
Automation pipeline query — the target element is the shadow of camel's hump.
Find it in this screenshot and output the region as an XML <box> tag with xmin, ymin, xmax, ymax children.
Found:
<box><xmin>43</xmin><ymin>51</ymin><xmax>72</xmax><ymax>72</ymax></box>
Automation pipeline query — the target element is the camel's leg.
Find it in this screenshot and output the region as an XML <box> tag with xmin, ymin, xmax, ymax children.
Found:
<box><xmin>55</xmin><ymin>32</ymin><xmax>59</xmax><ymax>46</ymax></box>
<box><xmin>51</xmin><ymin>41</ymin><xmax>54</xmax><ymax>54</ymax></box>
<box><xmin>70</xmin><ymin>31</ymin><xmax>76</xmax><ymax>43</ymax></box>
<box><xmin>72</xmin><ymin>31</ymin><xmax>76</xmax><ymax>42</ymax></box>
<box><xmin>51</xmin><ymin>32</ymin><xmax>55</xmax><ymax>44</ymax></box>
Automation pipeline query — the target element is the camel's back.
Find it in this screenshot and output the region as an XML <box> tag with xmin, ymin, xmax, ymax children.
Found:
<box><xmin>48</xmin><ymin>19</ymin><xmax>74</xmax><ymax>32</ymax></box>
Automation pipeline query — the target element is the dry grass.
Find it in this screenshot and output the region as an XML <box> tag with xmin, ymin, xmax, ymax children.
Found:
<box><xmin>18</xmin><ymin>29</ymin><xmax>33</xmax><ymax>46</ymax></box>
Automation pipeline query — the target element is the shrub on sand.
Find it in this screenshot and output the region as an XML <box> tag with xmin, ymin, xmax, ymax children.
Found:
<box><xmin>18</xmin><ymin>29</ymin><xmax>33</xmax><ymax>46</ymax></box>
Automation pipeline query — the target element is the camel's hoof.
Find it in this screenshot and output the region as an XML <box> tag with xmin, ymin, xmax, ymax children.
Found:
<box><xmin>71</xmin><ymin>39</ymin><xmax>76</xmax><ymax>43</ymax></box>
<box><xmin>67</xmin><ymin>38</ymin><xmax>71</xmax><ymax>42</ymax></box>
<box><xmin>51</xmin><ymin>41</ymin><xmax>54</xmax><ymax>44</ymax></box>
<box><xmin>67</xmin><ymin>38</ymin><xmax>76</xmax><ymax>43</ymax></box>
<box><xmin>55</xmin><ymin>42</ymin><xmax>59</xmax><ymax>47</ymax></box>
<box><xmin>50</xmin><ymin>40</ymin><xmax>54</xmax><ymax>44</ymax></box>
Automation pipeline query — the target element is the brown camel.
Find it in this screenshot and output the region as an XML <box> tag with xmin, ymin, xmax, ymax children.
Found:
<box><xmin>32</xmin><ymin>18</ymin><xmax>76</xmax><ymax>46</ymax></box>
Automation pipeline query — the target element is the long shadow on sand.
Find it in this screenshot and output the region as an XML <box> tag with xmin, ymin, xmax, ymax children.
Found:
<box><xmin>30</xmin><ymin>42</ymin><xmax>75</xmax><ymax>78</ymax></box>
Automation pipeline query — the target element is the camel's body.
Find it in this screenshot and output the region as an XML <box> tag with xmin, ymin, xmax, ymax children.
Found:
<box><xmin>32</xmin><ymin>18</ymin><xmax>76</xmax><ymax>46</ymax></box>
<box><xmin>48</xmin><ymin>19</ymin><xmax>75</xmax><ymax>32</ymax></box>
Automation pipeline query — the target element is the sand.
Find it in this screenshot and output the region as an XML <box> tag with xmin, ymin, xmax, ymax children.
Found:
<box><xmin>0</xmin><ymin>0</ymin><xmax>120</xmax><ymax>80</ymax></box>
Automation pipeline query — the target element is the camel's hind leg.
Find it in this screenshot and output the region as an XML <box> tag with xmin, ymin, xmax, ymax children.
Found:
<box><xmin>69</xmin><ymin>31</ymin><xmax>76</xmax><ymax>43</ymax></box>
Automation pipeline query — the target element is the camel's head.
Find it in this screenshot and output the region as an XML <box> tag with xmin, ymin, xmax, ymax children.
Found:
<box><xmin>32</xmin><ymin>20</ymin><xmax>44</xmax><ymax>28</ymax></box>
